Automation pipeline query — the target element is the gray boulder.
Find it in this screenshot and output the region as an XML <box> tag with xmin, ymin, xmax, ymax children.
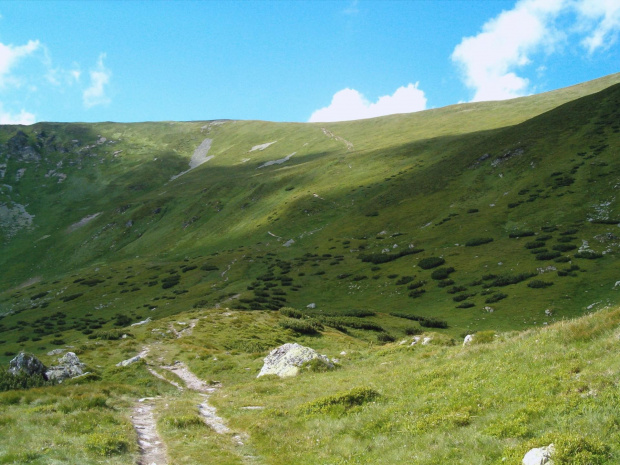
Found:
<box><xmin>9</xmin><ymin>353</ymin><xmax>47</xmax><ymax>378</ymax></box>
<box><xmin>522</xmin><ymin>444</ymin><xmax>555</xmax><ymax>465</ymax></box>
<box><xmin>116</xmin><ymin>355</ymin><xmax>143</xmax><ymax>367</ymax></box>
<box><xmin>45</xmin><ymin>352</ymin><xmax>85</xmax><ymax>382</ymax></box>
<box><xmin>257</xmin><ymin>343</ymin><xmax>333</xmax><ymax>378</ymax></box>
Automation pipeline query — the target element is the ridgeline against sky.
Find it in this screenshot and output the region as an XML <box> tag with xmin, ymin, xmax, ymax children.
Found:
<box><xmin>0</xmin><ymin>0</ymin><xmax>618</xmax><ymax>124</ymax></box>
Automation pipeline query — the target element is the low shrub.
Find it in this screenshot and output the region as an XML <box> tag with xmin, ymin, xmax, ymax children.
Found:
<box><xmin>536</xmin><ymin>251</ymin><xmax>562</xmax><ymax>260</ymax></box>
<box><xmin>528</xmin><ymin>280</ymin><xmax>554</xmax><ymax>288</ymax></box>
<box><xmin>359</xmin><ymin>248</ymin><xmax>424</xmax><ymax>265</ymax></box>
<box><xmin>377</xmin><ymin>333</ymin><xmax>396</xmax><ymax>343</ymax></box>
<box><xmin>553</xmin><ymin>244</ymin><xmax>577</xmax><ymax>252</ymax></box>
<box><xmin>0</xmin><ymin>367</ymin><xmax>55</xmax><ymax>392</ymax></box>
<box><xmin>446</xmin><ymin>286</ymin><xmax>467</xmax><ymax>294</ymax></box>
<box><xmin>279</xmin><ymin>307</ymin><xmax>303</xmax><ymax>319</ymax></box>
<box><xmin>472</xmin><ymin>330</ymin><xmax>496</xmax><ymax>344</ymax></box>
<box><xmin>279</xmin><ymin>318</ymin><xmax>323</xmax><ymax>334</ymax></box>
<box><xmin>431</xmin><ymin>267</ymin><xmax>455</xmax><ymax>280</ymax></box>
<box><xmin>419</xmin><ymin>257</ymin><xmax>445</xmax><ymax>270</ymax></box>
<box><xmin>407</xmin><ymin>280</ymin><xmax>426</xmax><ymax>290</ymax></box>
<box><xmin>419</xmin><ymin>318</ymin><xmax>448</xmax><ymax>329</ymax></box>
<box><xmin>437</xmin><ymin>279</ymin><xmax>455</xmax><ymax>288</ymax></box>
<box><xmin>61</xmin><ymin>293</ymin><xmax>83</xmax><ymax>302</ymax></box>
<box><xmin>456</xmin><ymin>302</ymin><xmax>475</xmax><ymax>308</ymax></box>
<box><xmin>524</xmin><ymin>241</ymin><xmax>546</xmax><ymax>249</ymax></box>
<box><xmin>508</xmin><ymin>231</ymin><xmax>535</xmax><ymax>238</ymax></box>
<box><xmin>408</xmin><ymin>289</ymin><xmax>426</xmax><ymax>298</ymax></box>
<box><xmin>489</xmin><ymin>272</ymin><xmax>536</xmax><ymax>287</ymax></box>
<box><xmin>395</xmin><ymin>276</ymin><xmax>415</xmax><ymax>285</ymax></box>
<box><xmin>465</xmin><ymin>237</ymin><xmax>494</xmax><ymax>247</ymax></box>
<box><xmin>299</xmin><ymin>387</ymin><xmax>379</xmax><ymax>415</ymax></box>
<box><xmin>485</xmin><ymin>293</ymin><xmax>507</xmax><ymax>303</ymax></box>
<box><xmin>200</xmin><ymin>264</ymin><xmax>219</xmax><ymax>271</ymax></box>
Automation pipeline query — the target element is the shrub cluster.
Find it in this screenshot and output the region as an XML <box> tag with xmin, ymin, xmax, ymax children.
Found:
<box><xmin>418</xmin><ymin>257</ymin><xmax>445</xmax><ymax>270</ymax></box>
<box><xmin>359</xmin><ymin>248</ymin><xmax>424</xmax><ymax>265</ymax></box>
<box><xmin>279</xmin><ymin>318</ymin><xmax>324</xmax><ymax>335</ymax></box>
<box><xmin>389</xmin><ymin>312</ymin><xmax>448</xmax><ymax>328</ymax></box>
<box><xmin>465</xmin><ymin>237</ymin><xmax>494</xmax><ymax>247</ymax></box>
<box><xmin>431</xmin><ymin>267</ymin><xmax>455</xmax><ymax>280</ymax></box>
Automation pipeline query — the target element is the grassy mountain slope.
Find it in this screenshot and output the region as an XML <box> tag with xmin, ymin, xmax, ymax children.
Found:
<box><xmin>2</xmin><ymin>303</ymin><xmax>620</xmax><ymax>464</ymax></box>
<box><xmin>0</xmin><ymin>73</ymin><xmax>619</xmax><ymax>360</ymax></box>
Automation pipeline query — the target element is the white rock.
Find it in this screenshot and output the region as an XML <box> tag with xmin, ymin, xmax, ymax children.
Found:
<box><xmin>257</xmin><ymin>343</ymin><xmax>333</xmax><ymax>378</ymax></box>
<box><xmin>131</xmin><ymin>317</ymin><xmax>152</xmax><ymax>326</ymax></box>
<box><xmin>522</xmin><ymin>444</ymin><xmax>555</xmax><ymax>465</ymax></box>
<box><xmin>422</xmin><ymin>337</ymin><xmax>432</xmax><ymax>345</ymax></box>
<box><xmin>307</xmin><ymin>303</ymin><xmax>316</xmax><ymax>309</ymax></box>
<box><xmin>116</xmin><ymin>355</ymin><xmax>143</xmax><ymax>367</ymax></box>
<box><xmin>463</xmin><ymin>334</ymin><xmax>473</xmax><ymax>346</ymax></box>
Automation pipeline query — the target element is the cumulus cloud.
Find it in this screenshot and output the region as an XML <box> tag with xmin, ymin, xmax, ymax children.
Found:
<box><xmin>452</xmin><ymin>0</ymin><xmax>566</xmax><ymax>102</ymax></box>
<box><xmin>0</xmin><ymin>105</ymin><xmax>35</xmax><ymax>125</ymax></box>
<box><xmin>576</xmin><ymin>0</ymin><xmax>620</xmax><ymax>53</ymax></box>
<box><xmin>309</xmin><ymin>83</ymin><xmax>427</xmax><ymax>122</ymax></box>
<box><xmin>83</xmin><ymin>53</ymin><xmax>111</xmax><ymax>108</ymax></box>
<box><xmin>0</xmin><ymin>39</ymin><xmax>40</xmax><ymax>87</ymax></box>
<box><xmin>452</xmin><ymin>0</ymin><xmax>620</xmax><ymax>102</ymax></box>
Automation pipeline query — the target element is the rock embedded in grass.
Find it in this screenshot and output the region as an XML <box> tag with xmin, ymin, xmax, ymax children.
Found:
<box><xmin>257</xmin><ymin>343</ymin><xmax>334</xmax><ymax>378</ymax></box>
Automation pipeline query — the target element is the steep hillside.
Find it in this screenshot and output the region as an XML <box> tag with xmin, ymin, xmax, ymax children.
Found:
<box><xmin>0</xmin><ymin>74</ymin><xmax>619</xmax><ymax>360</ymax></box>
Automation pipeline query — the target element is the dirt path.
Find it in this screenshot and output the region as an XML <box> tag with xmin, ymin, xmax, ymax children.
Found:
<box><xmin>161</xmin><ymin>362</ymin><xmax>241</xmax><ymax>442</ymax></box>
<box><xmin>132</xmin><ymin>397</ymin><xmax>168</xmax><ymax>465</ymax></box>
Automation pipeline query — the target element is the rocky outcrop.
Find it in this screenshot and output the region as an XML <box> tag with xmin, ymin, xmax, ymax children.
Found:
<box><xmin>116</xmin><ymin>355</ymin><xmax>143</xmax><ymax>367</ymax></box>
<box><xmin>522</xmin><ymin>443</ymin><xmax>555</xmax><ymax>465</ymax></box>
<box><xmin>9</xmin><ymin>353</ymin><xmax>47</xmax><ymax>377</ymax></box>
<box><xmin>45</xmin><ymin>352</ymin><xmax>85</xmax><ymax>381</ymax></box>
<box><xmin>257</xmin><ymin>343</ymin><xmax>333</xmax><ymax>378</ymax></box>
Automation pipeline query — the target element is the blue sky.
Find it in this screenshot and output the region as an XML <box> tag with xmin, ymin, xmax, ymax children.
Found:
<box><xmin>0</xmin><ymin>0</ymin><xmax>618</xmax><ymax>124</ymax></box>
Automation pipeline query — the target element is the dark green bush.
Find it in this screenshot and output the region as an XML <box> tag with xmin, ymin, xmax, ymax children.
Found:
<box><xmin>489</xmin><ymin>273</ymin><xmax>535</xmax><ymax>287</ymax></box>
<box><xmin>161</xmin><ymin>275</ymin><xmax>180</xmax><ymax>289</ymax></box>
<box><xmin>485</xmin><ymin>293</ymin><xmax>507</xmax><ymax>303</ymax></box>
<box><xmin>407</xmin><ymin>280</ymin><xmax>426</xmax><ymax>290</ymax></box>
<box><xmin>467</xmin><ymin>208</ymin><xmax>479</xmax><ymax>213</ymax></box>
<box><xmin>279</xmin><ymin>307</ymin><xmax>303</xmax><ymax>319</ymax></box>
<box><xmin>446</xmin><ymin>285</ymin><xmax>467</xmax><ymax>294</ymax></box>
<box><xmin>60</xmin><ymin>293</ymin><xmax>83</xmax><ymax>302</ymax></box>
<box><xmin>419</xmin><ymin>257</ymin><xmax>445</xmax><ymax>269</ymax></box>
<box><xmin>524</xmin><ymin>241</ymin><xmax>546</xmax><ymax>249</ymax></box>
<box><xmin>299</xmin><ymin>387</ymin><xmax>379</xmax><ymax>414</ymax></box>
<box><xmin>408</xmin><ymin>289</ymin><xmax>426</xmax><ymax>298</ymax></box>
<box><xmin>30</xmin><ymin>291</ymin><xmax>49</xmax><ymax>300</ymax></box>
<box><xmin>0</xmin><ymin>367</ymin><xmax>55</xmax><ymax>392</ymax></box>
<box><xmin>508</xmin><ymin>231</ymin><xmax>535</xmax><ymax>238</ymax></box>
<box><xmin>456</xmin><ymin>302</ymin><xmax>475</xmax><ymax>308</ymax></box>
<box><xmin>430</xmin><ymin>267</ymin><xmax>455</xmax><ymax>280</ymax></box>
<box><xmin>437</xmin><ymin>279</ymin><xmax>455</xmax><ymax>288</ymax></box>
<box><xmin>553</xmin><ymin>244</ymin><xmax>577</xmax><ymax>252</ymax></box>
<box><xmin>395</xmin><ymin>276</ymin><xmax>415</xmax><ymax>285</ymax></box>
<box><xmin>279</xmin><ymin>318</ymin><xmax>323</xmax><ymax>334</ymax></box>
<box><xmin>377</xmin><ymin>333</ymin><xmax>395</xmax><ymax>343</ymax></box>
<box><xmin>200</xmin><ymin>264</ymin><xmax>219</xmax><ymax>271</ymax></box>
<box><xmin>536</xmin><ymin>251</ymin><xmax>562</xmax><ymax>260</ymax></box>
<box><xmin>419</xmin><ymin>318</ymin><xmax>448</xmax><ymax>329</ymax></box>
<box><xmin>359</xmin><ymin>248</ymin><xmax>424</xmax><ymax>265</ymax></box>
<box><xmin>453</xmin><ymin>294</ymin><xmax>470</xmax><ymax>302</ymax></box>
<box><xmin>527</xmin><ymin>280</ymin><xmax>554</xmax><ymax>288</ymax></box>
<box><xmin>465</xmin><ymin>237</ymin><xmax>494</xmax><ymax>247</ymax></box>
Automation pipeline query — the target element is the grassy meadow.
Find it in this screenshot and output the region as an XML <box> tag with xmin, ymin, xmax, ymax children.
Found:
<box><xmin>0</xmin><ymin>73</ymin><xmax>619</xmax><ymax>463</ymax></box>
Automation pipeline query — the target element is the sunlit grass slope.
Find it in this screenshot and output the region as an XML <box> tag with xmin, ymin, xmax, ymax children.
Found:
<box><xmin>0</xmin><ymin>73</ymin><xmax>619</xmax><ymax>361</ymax></box>
<box><xmin>2</xmin><ymin>304</ymin><xmax>620</xmax><ymax>464</ymax></box>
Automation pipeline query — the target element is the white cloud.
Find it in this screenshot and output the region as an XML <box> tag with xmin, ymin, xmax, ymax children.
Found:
<box><xmin>576</xmin><ymin>0</ymin><xmax>620</xmax><ymax>53</ymax></box>
<box><xmin>451</xmin><ymin>0</ymin><xmax>566</xmax><ymax>102</ymax></box>
<box><xmin>343</xmin><ymin>0</ymin><xmax>359</xmax><ymax>16</ymax></box>
<box><xmin>0</xmin><ymin>39</ymin><xmax>40</xmax><ymax>87</ymax></box>
<box><xmin>83</xmin><ymin>53</ymin><xmax>111</xmax><ymax>108</ymax></box>
<box><xmin>309</xmin><ymin>83</ymin><xmax>427</xmax><ymax>122</ymax></box>
<box><xmin>0</xmin><ymin>105</ymin><xmax>35</xmax><ymax>125</ymax></box>
<box><xmin>452</xmin><ymin>0</ymin><xmax>620</xmax><ymax>102</ymax></box>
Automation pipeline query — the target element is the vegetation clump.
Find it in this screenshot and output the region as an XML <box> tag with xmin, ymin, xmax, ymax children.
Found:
<box><xmin>418</xmin><ymin>257</ymin><xmax>445</xmax><ymax>269</ymax></box>
<box><xmin>299</xmin><ymin>387</ymin><xmax>379</xmax><ymax>415</ymax></box>
<box><xmin>465</xmin><ymin>237</ymin><xmax>494</xmax><ymax>247</ymax></box>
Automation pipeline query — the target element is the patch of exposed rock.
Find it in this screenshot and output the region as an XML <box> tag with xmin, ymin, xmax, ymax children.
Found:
<box><xmin>522</xmin><ymin>443</ymin><xmax>555</xmax><ymax>465</ymax></box>
<box><xmin>257</xmin><ymin>343</ymin><xmax>334</xmax><ymax>378</ymax></box>
<box><xmin>9</xmin><ymin>353</ymin><xmax>47</xmax><ymax>377</ymax></box>
<box><xmin>45</xmin><ymin>352</ymin><xmax>85</xmax><ymax>382</ymax></box>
